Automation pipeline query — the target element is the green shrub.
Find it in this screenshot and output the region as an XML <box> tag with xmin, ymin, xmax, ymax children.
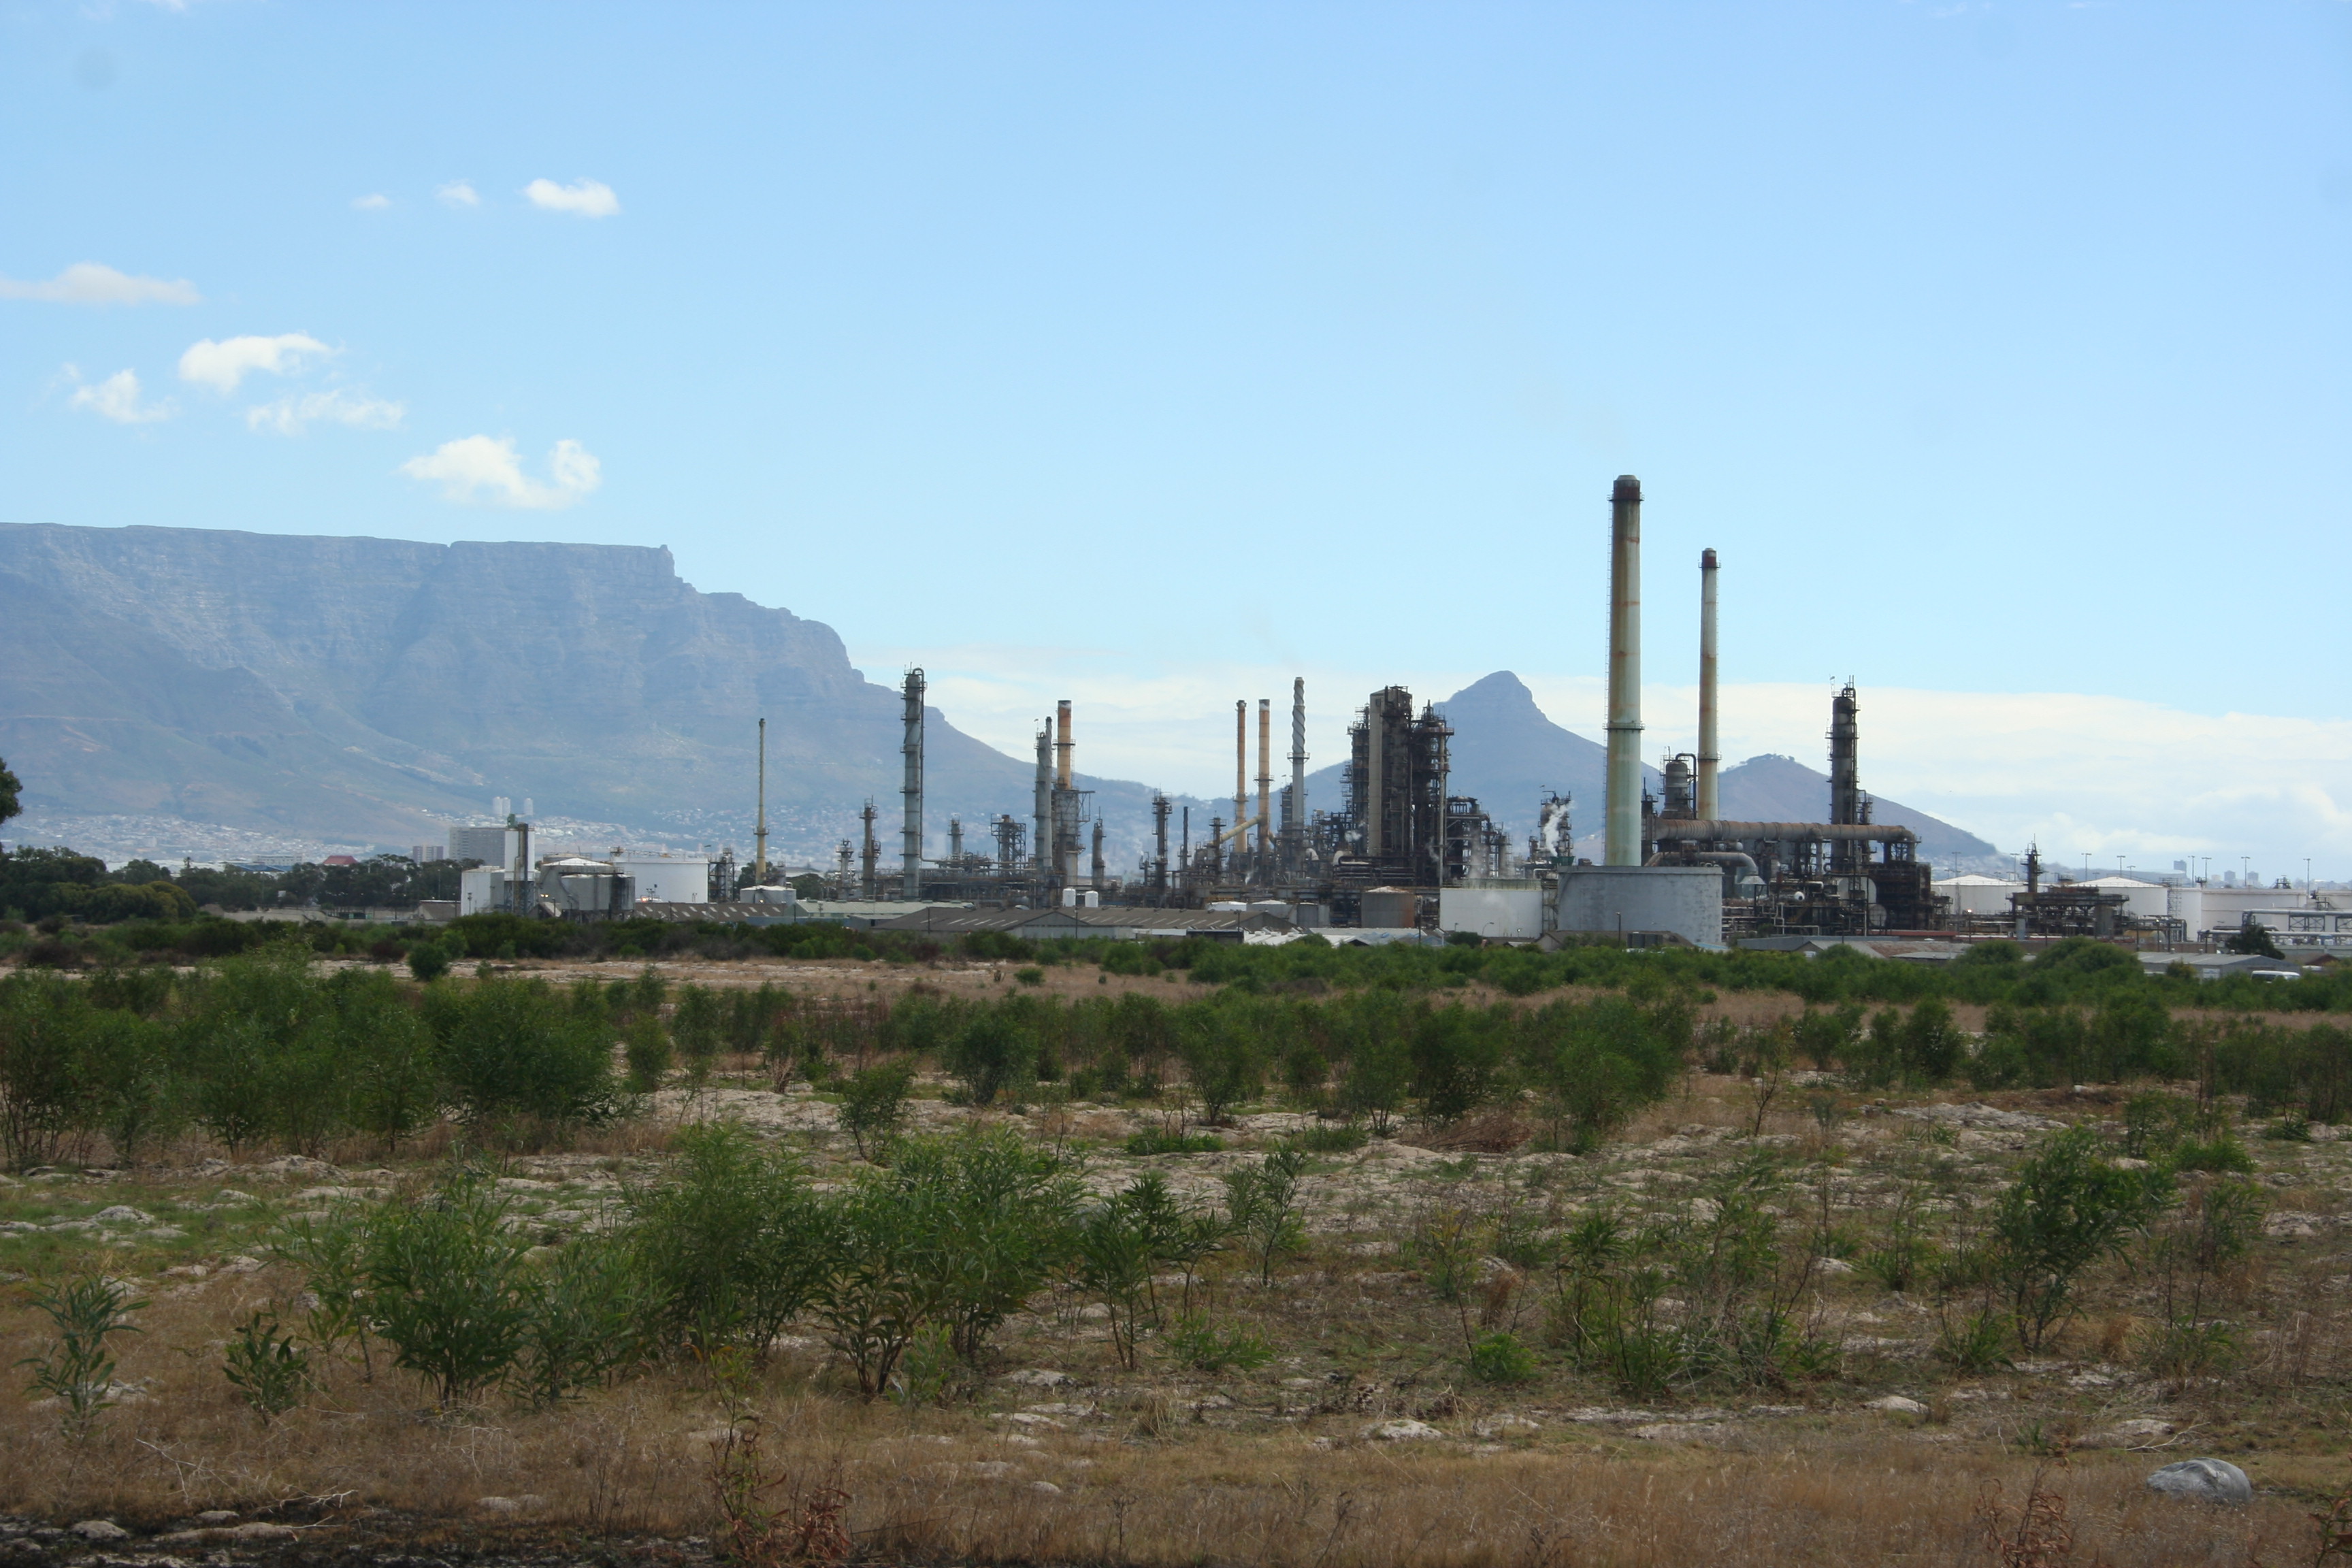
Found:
<box><xmin>517</xmin><ymin>1237</ymin><xmax>654</xmax><ymax>1405</ymax></box>
<box><xmin>1468</xmin><ymin>1330</ymin><xmax>1539</xmax><ymax>1384</ymax></box>
<box><xmin>17</xmin><ymin>1273</ymin><xmax>145</xmax><ymax>1436</ymax></box>
<box><xmin>406</xmin><ymin>942</ymin><xmax>453</xmax><ymax>982</ymax></box>
<box><xmin>626</xmin><ymin>1122</ymin><xmax>829</xmax><ymax>1353</ymax></box>
<box><xmin>623</xmin><ymin>1014</ymin><xmax>673</xmax><ymax>1092</ymax></box>
<box><xmin>944</xmin><ymin>1011</ymin><xmax>1034</xmax><ymax>1107</ymax></box>
<box><xmin>1292</xmin><ymin>1122</ymin><xmax>1368</xmax><ymax>1154</ymax></box>
<box><xmin>838</xmin><ymin>1060</ymin><xmax>916</xmax><ymax>1160</ymax></box>
<box><xmin>1014</xmin><ymin>967</ymin><xmax>1045</xmax><ymax>987</ymax></box>
<box><xmin>672</xmin><ymin>985</ymin><xmax>724</xmax><ymax>1084</ymax></box>
<box><xmin>362</xmin><ymin>1176</ymin><xmax>534</xmax><ymax>1406</ymax></box>
<box><xmin>885</xmin><ymin>1129</ymin><xmax>1078</xmax><ymax>1362</ymax></box>
<box><xmin>1124</xmin><ymin>1127</ymin><xmax>1224</xmax><ymax>1156</ymax></box>
<box><xmin>427</xmin><ymin>977</ymin><xmax>621</xmax><ymax>1137</ymax></box>
<box><xmin>1163</xmin><ymin>1312</ymin><xmax>1275</xmax><ymax>1373</ymax></box>
<box><xmin>222</xmin><ymin>1309</ymin><xmax>310</xmax><ymax>1424</ymax></box>
<box><xmin>1994</xmin><ymin>1125</ymin><xmax>2170</xmax><ymax>1351</ymax></box>
<box><xmin>2170</xmin><ymin>1132</ymin><xmax>2255</xmax><ymax>1175</ymax></box>
<box><xmin>1223</xmin><ymin>1147</ymin><xmax>1307</xmax><ymax>1288</ymax></box>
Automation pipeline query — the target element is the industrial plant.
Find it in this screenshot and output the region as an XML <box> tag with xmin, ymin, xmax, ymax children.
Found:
<box><xmin>439</xmin><ymin>476</ymin><xmax>2323</xmax><ymax>958</ymax></box>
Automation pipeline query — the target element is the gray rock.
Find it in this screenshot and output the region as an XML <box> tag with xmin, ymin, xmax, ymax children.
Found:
<box><xmin>69</xmin><ymin>1522</ymin><xmax>129</xmax><ymax>1542</ymax></box>
<box><xmin>2146</xmin><ymin>1459</ymin><xmax>2253</xmax><ymax>1505</ymax></box>
<box><xmin>91</xmin><ymin>1206</ymin><xmax>151</xmax><ymax>1224</ymax></box>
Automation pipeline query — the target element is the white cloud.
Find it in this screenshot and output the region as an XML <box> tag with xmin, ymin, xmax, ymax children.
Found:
<box><xmin>351</xmin><ymin>193</ymin><xmax>391</xmax><ymax>211</ymax></box>
<box><xmin>0</xmin><ymin>262</ymin><xmax>199</xmax><ymax>306</ymax></box>
<box><xmin>399</xmin><ymin>436</ymin><xmax>601</xmax><ymax>509</ymax></box>
<box><xmin>245</xmin><ymin>389</ymin><xmax>405</xmax><ymax>435</ymax></box>
<box><xmin>523</xmin><ymin>177</ymin><xmax>621</xmax><ymax>218</ymax></box>
<box><xmin>177</xmin><ymin>333</ymin><xmax>330</xmax><ymax>393</ymax></box>
<box><xmin>65</xmin><ymin>367</ymin><xmax>175</xmax><ymax>424</ymax></box>
<box><xmin>436</xmin><ymin>180</ymin><xmax>480</xmax><ymax>208</ymax></box>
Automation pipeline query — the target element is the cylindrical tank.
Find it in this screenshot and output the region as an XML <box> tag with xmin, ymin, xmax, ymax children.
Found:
<box><xmin>1554</xmin><ymin>865</ymin><xmax>1722</xmax><ymax>949</ymax></box>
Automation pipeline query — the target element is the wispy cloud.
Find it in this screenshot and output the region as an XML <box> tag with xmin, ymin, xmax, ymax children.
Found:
<box><xmin>399</xmin><ymin>436</ymin><xmax>601</xmax><ymax>509</ymax></box>
<box><xmin>64</xmin><ymin>367</ymin><xmax>175</xmax><ymax>424</ymax></box>
<box><xmin>436</xmin><ymin>180</ymin><xmax>480</xmax><ymax>208</ymax></box>
<box><xmin>177</xmin><ymin>333</ymin><xmax>330</xmax><ymax>393</ymax></box>
<box><xmin>523</xmin><ymin>177</ymin><xmax>621</xmax><ymax>218</ymax></box>
<box><xmin>245</xmin><ymin>389</ymin><xmax>404</xmax><ymax>435</ymax></box>
<box><xmin>350</xmin><ymin>193</ymin><xmax>391</xmax><ymax>211</ymax></box>
<box><xmin>0</xmin><ymin>262</ymin><xmax>199</xmax><ymax>306</ymax></box>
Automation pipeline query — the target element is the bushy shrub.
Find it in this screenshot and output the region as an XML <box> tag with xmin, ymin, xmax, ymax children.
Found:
<box><xmin>427</xmin><ymin>976</ymin><xmax>619</xmax><ymax>1138</ymax></box>
<box><xmin>627</xmin><ymin>1122</ymin><xmax>830</xmax><ymax>1354</ymax></box>
<box><xmin>1468</xmin><ymin>1330</ymin><xmax>1539</xmax><ymax>1384</ymax></box>
<box><xmin>1994</xmin><ymin>1125</ymin><xmax>2170</xmax><ymax>1351</ymax></box>
<box><xmin>361</xmin><ymin>1175</ymin><xmax>535</xmax><ymax>1407</ymax></box>
<box><xmin>943</xmin><ymin>1011</ymin><xmax>1034</xmax><ymax>1107</ymax></box>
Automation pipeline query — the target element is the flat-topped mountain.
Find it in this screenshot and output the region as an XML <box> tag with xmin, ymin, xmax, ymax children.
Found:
<box><xmin>0</xmin><ymin>522</ymin><xmax>1139</xmax><ymax>855</ymax></box>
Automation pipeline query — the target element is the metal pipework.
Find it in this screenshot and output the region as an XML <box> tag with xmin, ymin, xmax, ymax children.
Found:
<box><xmin>1650</xmin><ymin>819</ymin><xmax>1916</xmax><ymax>845</ymax></box>
<box><xmin>1604</xmin><ymin>474</ymin><xmax>1644</xmax><ymax>866</ymax></box>
<box><xmin>1056</xmin><ymin>700</ymin><xmax>1074</xmax><ymax>790</ymax></box>
<box><xmin>1256</xmin><ymin>698</ymin><xmax>1272</xmax><ymax>862</ymax></box>
<box><xmin>900</xmin><ymin>668</ymin><xmax>925</xmax><ymax>898</ymax></box>
<box><xmin>1697</xmin><ymin>548</ymin><xmax>1720</xmax><ymax>822</ymax></box>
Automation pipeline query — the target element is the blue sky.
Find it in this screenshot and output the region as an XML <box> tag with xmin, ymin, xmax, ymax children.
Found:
<box><xmin>5</xmin><ymin>2</ymin><xmax>2351</xmax><ymax>871</ymax></box>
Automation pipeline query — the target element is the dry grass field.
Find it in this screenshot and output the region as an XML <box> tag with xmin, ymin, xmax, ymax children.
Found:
<box><xmin>5</xmin><ymin>957</ymin><xmax>2349</xmax><ymax>1568</ymax></box>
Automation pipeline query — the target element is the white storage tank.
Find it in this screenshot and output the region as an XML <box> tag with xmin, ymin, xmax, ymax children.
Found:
<box><xmin>2081</xmin><ymin>877</ymin><xmax>2170</xmax><ymax>922</ymax></box>
<box><xmin>1439</xmin><ymin>879</ymin><xmax>1544</xmax><ymax>941</ymax></box>
<box><xmin>615</xmin><ymin>856</ymin><xmax>713</xmax><ymax>904</ymax></box>
<box><xmin>459</xmin><ymin>866</ymin><xmax>508</xmax><ymax>916</ymax></box>
<box><xmin>1935</xmin><ymin>873</ymin><xmax>2025</xmax><ymax>917</ymax></box>
<box><xmin>1553</xmin><ymin>865</ymin><xmax>1723</xmax><ymax>949</ymax></box>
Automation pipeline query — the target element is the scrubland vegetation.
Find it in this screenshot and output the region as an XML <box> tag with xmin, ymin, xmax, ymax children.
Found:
<box><xmin>6</xmin><ymin>928</ymin><xmax>2352</xmax><ymax>1565</ymax></box>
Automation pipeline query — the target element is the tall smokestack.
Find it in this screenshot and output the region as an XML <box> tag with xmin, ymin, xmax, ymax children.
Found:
<box><xmin>1604</xmin><ymin>475</ymin><xmax>1644</xmax><ymax>866</ymax></box>
<box><xmin>1256</xmin><ymin>699</ymin><xmax>1272</xmax><ymax>863</ymax></box>
<box><xmin>1234</xmin><ymin>700</ymin><xmax>1247</xmax><ymax>863</ymax></box>
<box><xmin>900</xmin><ymin>668</ymin><xmax>925</xmax><ymax>898</ymax></box>
<box><xmin>1055</xmin><ymin>700</ymin><xmax>1073</xmax><ymax>790</ymax></box>
<box><xmin>753</xmin><ymin>716</ymin><xmax>768</xmax><ymax>885</ymax></box>
<box><xmin>1697</xmin><ymin>549</ymin><xmax>1720</xmax><ymax>823</ymax></box>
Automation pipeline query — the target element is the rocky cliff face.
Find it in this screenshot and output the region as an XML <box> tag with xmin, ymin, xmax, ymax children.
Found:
<box><xmin>0</xmin><ymin>523</ymin><xmax>1059</xmax><ymax>853</ymax></box>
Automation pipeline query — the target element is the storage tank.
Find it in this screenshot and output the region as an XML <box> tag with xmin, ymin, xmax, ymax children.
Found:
<box><xmin>1554</xmin><ymin>865</ymin><xmax>1722</xmax><ymax>949</ymax></box>
<box><xmin>615</xmin><ymin>856</ymin><xmax>713</xmax><ymax>904</ymax></box>
<box><xmin>1935</xmin><ymin>874</ymin><xmax>2025</xmax><ymax>917</ymax></box>
<box><xmin>1360</xmin><ymin>887</ymin><xmax>1421</xmax><ymax>930</ymax></box>
<box><xmin>1439</xmin><ymin>879</ymin><xmax>1544</xmax><ymax>941</ymax></box>
<box><xmin>2081</xmin><ymin>877</ymin><xmax>2170</xmax><ymax>923</ymax></box>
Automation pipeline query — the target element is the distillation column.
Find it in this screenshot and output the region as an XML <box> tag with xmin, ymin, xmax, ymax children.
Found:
<box><xmin>900</xmin><ymin>668</ymin><xmax>925</xmax><ymax>899</ymax></box>
<box><xmin>1286</xmin><ymin>679</ymin><xmax>1307</xmax><ymax>863</ymax></box>
<box><xmin>1256</xmin><ymin>698</ymin><xmax>1272</xmax><ymax>871</ymax></box>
